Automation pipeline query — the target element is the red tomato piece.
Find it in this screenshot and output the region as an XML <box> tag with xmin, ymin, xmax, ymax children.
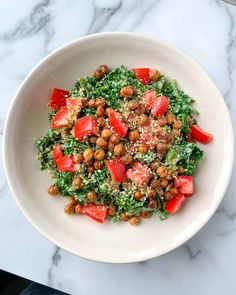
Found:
<box><xmin>132</xmin><ymin>68</ymin><xmax>151</xmax><ymax>85</ymax></box>
<box><xmin>174</xmin><ymin>176</ymin><xmax>194</xmax><ymax>195</ymax></box>
<box><xmin>48</xmin><ymin>88</ymin><xmax>69</xmax><ymax>109</ymax></box>
<box><xmin>51</xmin><ymin>106</ymin><xmax>70</xmax><ymax>128</ymax></box>
<box><xmin>66</xmin><ymin>97</ymin><xmax>85</xmax><ymax>110</ymax></box>
<box><xmin>106</xmin><ymin>158</ymin><xmax>127</xmax><ymax>183</ymax></box>
<box><xmin>74</xmin><ymin>115</ymin><xmax>98</xmax><ymax>140</ymax></box>
<box><xmin>53</xmin><ymin>144</ymin><xmax>63</xmax><ymax>165</ymax></box>
<box><xmin>139</xmin><ymin>131</ymin><xmax>159</xmax><ymax>149</ymax></box>
<box><xmin>57</xmin><ymin>155</ymin><xmax>74</xmax><ymax>172</ymax></box>
<box><xmin>165</xmin><ymin>194</ymin><xmax>185</xmax><ymax>214</ymax></box>
<box><xmin>127</xmin><ymin>162</ymin><xmax>152</xmax><ymax>186</ymax></box>
<box><xmin>141</xmin><ymin>89</ymin><xmax>156</xmax><ymax>108</ymax></box>
<box><xmin>81</xmin><ymin>204</ymin><xmax>108</xmax><ymax>223</ymax></box>
<box><xmin>109</xmin><ymin>112</ymin><xmax>128</xmax><ymax>137</ymax></box>
<box><xmin>151</xmin><ymin>95</ymin><xmax>169</xmax><ymax>117</ymax></box>
<box><xmin>191</xmin><ymin>125</ymin><xmax>213</xmax><ymax>144</ymax></box>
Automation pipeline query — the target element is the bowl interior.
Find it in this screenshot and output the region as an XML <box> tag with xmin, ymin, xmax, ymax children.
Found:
<box><xmin>4</xmin><ymin>33</ymin><xmax>233</xmax><ymax>263</ymax></box>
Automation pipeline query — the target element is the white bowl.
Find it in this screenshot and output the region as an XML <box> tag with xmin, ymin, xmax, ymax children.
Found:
<box><xmin>3</xmin><ymin>32</ymin><xmax>234</xmax><ymax>263</ymax></box>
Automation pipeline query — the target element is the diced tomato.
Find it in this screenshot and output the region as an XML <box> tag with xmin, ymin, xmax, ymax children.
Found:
<box><xmin>151</xmin><ymin>95</ymin><xmax>169</xmax><ymax>117</ymax></box>
<box><xmin>139</xmin><ymin>131</ymin><xmax>159</xmax><ymax>149</ymax></box>
<box><xmin>109</xmin><ymin>112</ymin><xmax>128</xmax><ymax>137</ymax></box>
<box><xmin>53</xmin><ymin>144</ymin><xmax>63</xmax><ymax>165</ymax></box>
<box><xmin>81</xmin><ymin>204</ymin><xmax>108</xmax><ymax>223</ymax></box>
<box><xmin>127</xmin><ymin>162</ymin><xmax>152</xmax><ymax>186</ymax></box>
<box><xmin>106</xmin><ymin>158</ymin><xmax>127</xmax><ymax>183</ymax></box>
<box><xmin>141</xmin><ymin>89</ymin><xmax>156</xmax><ymax>108</ymax></box>
<box><xmin>74</xmin><ymin>115</ymin><xmax>98</xmax><ymax>140</ymax></box>
<box><xmin>51</xmin><ymin>106</ymin><xmax>70</xmax><ymax>128</ymax></box>
<box><xmin>165</xmin><ymin>194</ymin><xmax>185</xmax><ymax>214</ymax></box>
<box><xmin>174</xmin><ymin>176</ymin><xmax>194</xmax><ymax>195</ymax></box>
<box><xmin>132</xmin><ymin>68</ymin><xmax>151</xmax><ymax>85</ymax></box>
<box><xmin>191</xmin><ymin>125</ymin><xmax>213</xmax><ymax>144</ymax></box>
<box><xmin>48</xmin><ymin>88</ymin><xmax>69</xmax><ymax>109</ymax></box>
<box><xmin>66</xmin><ymin>97</ymin><xmax>85</xmax><ymax>110</ymax></box>
<box><xmin>57</xmin><ymin>155</ymin><xmax>74</xmax><ymax>172</ymax></box>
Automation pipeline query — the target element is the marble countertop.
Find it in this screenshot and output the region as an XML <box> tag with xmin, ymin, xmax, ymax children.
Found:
<box><xmin>1</xmin><ymin>0</ymin><xmax>236</xmax><ymax>294</ymax></box>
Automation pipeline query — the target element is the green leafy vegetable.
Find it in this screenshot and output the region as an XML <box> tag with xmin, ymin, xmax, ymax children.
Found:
<box><xmin>134</xmin><ymin>151</ymin><xmax>156</xmax><ymax>164</ymax></box>
<box><xmin>164</xmin><ymin>140</ymin><xmax>204</xmax><ymax>175</ymax></box>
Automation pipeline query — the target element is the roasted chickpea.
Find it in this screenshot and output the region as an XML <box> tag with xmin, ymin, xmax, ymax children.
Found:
<box><xmin>164</xmin><ymin>191</ymin><xmax>173</xmax><ymax>200</ymax></box>
<box><xmin>87</xmin><ymin>191</ymin><xmax>97</xmax><ymax>201</ymax></box>
<box><xmin>135</xmin><ymin>107</ymin><xmax>146</xmax><ymax>115</ymax></box>
<box><xmin>101</xmin><ymin>128</ymin><xmax>113</xmax><ymax>139</ymax></box>
<box><xmin>75</xmin><ymin>203</ymin><xmax>82</xmax><ymax>215</ymax></box>
<box><xmin>105</xmin><ymin>107</ymin><xmax>114</xmax><ymax>116</ymax></box>
<box><xmin>128</xmin><ymin>130</ymin><xmax>139</xmax><ymax>141</ymax></box>
<box><xmin>48</xmin><ymin>184</ymin><xmax>59</xmax><ymax>195</ymax></box>
<box><xmin>84</xmin><ymin>160</ymin><xmax>94</xmax><ymax>167</ymax></box>
<box><xmin>178</xmin><ymin>166</ymin><xmax>185</xmax><ymax>174</ymax></box>
<box><xmin>73</xmin><ymin>153</ymin><xmax>84</xmax><ymax>164</ymax></box>
<box><xmin>161</xmin><ymin>178</ymin><xmax>169</xmax><ymax>188</ymax></box>
<box><xmin>185</xmin><ymin>133</ymin><xmax>193</xmax><ymax>142</ymax></box>
<box><xmin>157</xmin><ymin>117</ymin><xmax>167</xmax><ymax>127</ymax></box>
<box><xmin>129</xmin><ymin>216</ymin><xmax>140</xmax><ymax>225</ymax></box>
<box><xmin>138</xmin><ymin>114</ymin><xmax>149</xmax><ymax>126</ymax></box>
<box><xmin>94</xmin><ymin>160</ymin><xmax>103</xmax><ymax>170</ymax></box>
<box><xmin>121</xmin><ymin>154</ymin><xmax>133</xmax><ymax>165</ymax></box>
<box><xmin>89</xmin><ymin>135</ymin><xmax>97</xmax><ymax>144</ymax></box>
<box><xmin>172</xmin><ymin>129</ymin><xmax>181</xmax><ymax>137</ymax></box>
<box><xmin>68</xmin><ymin>197</ymin><xmax>77</xmax><ymax>205</ymax></box>
<box><xmin>88</xmin><ymin>98</ymin><xmax>96</xmax><ymax>107</ymax></box>
<box><xmin>127</xmin><ymin>100</ymin><xmax>139</xmax><ymax>110</ymax></box>
<box><xmin>141</xmin><ymin>211</ymin><xmax>152</xmax><ymax>219</ymax></box>
<box><xmin>150</xmin><ymin>69</ymin><xmax>160</xmax><ymax>81</ymax></box>
<box><xmin>166</xmin><ymin>112</ymin><xmax>176</xmax><ymax>125</ymax></box>
<box><xmin>150</xmin><ymin>179</ymin><xmax>160</xmax><ymax>189</ymax></box>
<box><xmin>114</xmin><ymin>143</ymin><xmax>125</xmax><ymax>156</ymax></box>
<box><xmin>96</xmin><ymin>137</ymin><xmax>108</xmax><ymax>148</ymax></box>
<box><xmin>170</xmin><ymin>187</ymin><xmax>179</xmax><ymax>195</ymax></box>
<box><xmin>120</xmin><ymin>85</ymin><xmax>134</xmax><ymax>97</ymax></box>
<box><xmin>147</xmin><ymin>188</ymin><xmax>156</xmax><ymax>198</ymax></box>
<box><xmin>108</xmin><ymin>141</ymin><xmax>115</xmax><ymax>152</ymax></box>
<box><xmin>96</xmin><ymin>106</ymin><xmax>105</xmax><ymax>117</ymax></box>
<box><xmin>148</xmin><ymin>200</ymin><xmax>157</xmax><ymax>209</ymax></box>
<box><xmin>94</xmin><ymin>149</ymin><xmax>106</xmax><ymax>160</ymax></box>
<box><xmin>108</xmin><ymin>204</ymin><xmax>117</xmax><ymax>216</ymax></box>
<box><xmin>88</xmin><ymin>166</ymin><xmax>95</xmax><ymax>174</ymax></box>
<box><xmin>134</xmin><ymin>191</ymin><xmax>143</xmax><ymax>200</ymax></box>
<box><xmin>149</xmin><ymin>160</ymin><xmax>160</xmax><ymax>170</ymax></box>
<box><xmin>99</xmin><ymin>65</ymin><xmax>109</xmax><ymax>75</ymax></box>
<box><xmin>97</xmin><ymin>117</ymin><xmax>106</xmax><ymax>127</ymax></box>
<box><xmin>157</xmin><ymin>166</ymin><xmax>168</xmax><ymax>178</ymax></box>
<box><xmin>72</xmin><ymin>176</ymin><xmax>82</xmax><ymax>189</ymax></box>
<box><xmin>64</xmin><ymin>203</ymin><xmax>75</xmax><ymax>214</ymax></box>
<box><xmin>172</xmin><ymin>120</ymin><xmax>182</xmax><ymax>130</ymax></box>
<box><xmin>93</xmin><ymin>69</ymin><xmax>102</xmax><ymax>80</ymax></box>
<box><xmin>95</xmin><ymin>97</ymin><xmax>106</xmax><ymax>107</ymax></box>
<box><xmin>83</xmin><ymin>148</ymin><xmax>94</xmax><ymax>161</ymax></box>
<box><xmin>138</xmin><ymin>143</ymin><xmax>148</xmax><ymax>154</ymax></box>
<box><xmin>110</xmin><ymin>133</ymin><xmax>121</xmax><ymax>144</ymax></box>
<box><xmin>120</xmin><ymin>212</ymin><xmax>129</xmax><ymax>221</ymax></box>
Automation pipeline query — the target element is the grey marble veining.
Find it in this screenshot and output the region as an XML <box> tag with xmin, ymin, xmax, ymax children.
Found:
<box><xmin>0</xmin><ymin>0</ymin><xmax>236</xmax><ymax>294</ymax></box>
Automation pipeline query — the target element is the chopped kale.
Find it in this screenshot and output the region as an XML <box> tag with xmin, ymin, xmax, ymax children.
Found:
<box><xmin>36</xmin><ymin>128</ymin><xmax>61</xmax><ymax>170</ymax></box>
<box><xmin>164</xmin><ymin>140</ymin><xmax>204</xmax><ymax>175</ymax></box>
<box><xmin>62</xmin><ymin>135</ymin><xmax>90</xmax><ymax>154</ymax></box>
<box><xmin>134</xmin><ymin>151</ymin><xmax>156</xmax><ymax>164</ymax></box>
<box><xmin>163</xmin><ymin>79</ymin><xmax>196</xmax><ymax>133</ymax></box>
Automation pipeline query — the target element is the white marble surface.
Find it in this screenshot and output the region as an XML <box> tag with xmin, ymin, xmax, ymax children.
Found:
<box><xmin>0</xmin><ymin>0</ymin><xmax>236</xmax><ymax>294</ymax></box>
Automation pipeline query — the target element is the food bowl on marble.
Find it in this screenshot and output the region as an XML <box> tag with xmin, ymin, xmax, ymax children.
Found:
<box><xmin>3</xmin><ymin>32</ymin><xmax>234</xmax><ymax>263</ymax></box>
